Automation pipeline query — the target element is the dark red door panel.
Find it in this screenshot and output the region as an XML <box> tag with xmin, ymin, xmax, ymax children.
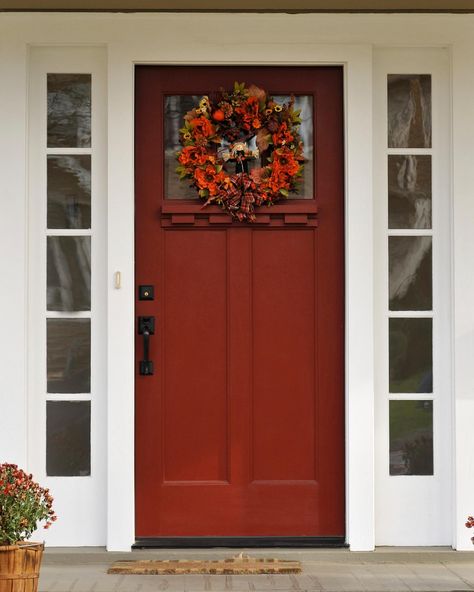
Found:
<box><xmin>135</xmin><ymin>66</ymin><xmax>345</xmax><ymax>541</ymax></box>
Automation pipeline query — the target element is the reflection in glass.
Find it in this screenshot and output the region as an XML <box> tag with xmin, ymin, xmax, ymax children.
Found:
<box><xmin>47</xmin><ymin>236</ymin><xmax>91</xmax><ymax>311</ymax></box>
<box><xmin>165</xmin><ymin>95</ymin><xmax>200</xmax><ymax>199</ymax></box>
<box><xmin>46</xmin><ymin>401</ymin><xmax>91</xmax><ymax>476</ymax></box>
<box><xmin>47</xmin><ymin>319</ymin><xmax>90</xmax><ymax>393</ymax></box>
<box><xmin>388</xmin><ymin>155</ymin><xmax>431</xmax><ymax>229</ymax></box>
<box><xmin>389</xmin><ymin>318</ymin><xmax>432</xmax><ymax>393</ymax></box>
<box><xmin>47</xmin><ymin>74</ymin><xmax>91</xmax><ymax>148</ymax></box>
<box><xmin>164</xmin><ymin>94</ymin><xmax>314</xmax><ymax>199</ymax></box>
<box><xmin>388</xmin><ymin>75</ymin><xmax>431</xmax><ymax>148</ymax></box>
<box><xmin>389</xmin><ymin>236</ymin><xmax>432</xmax><ymax>310</ymax></box>
<box><xmin>389</xmin><ymin>400</ymin><xmax>433</xmax><ymax>475</ymax></box>
<box><xmin>47</xmin><ymin>155</ymin><xmax>91</xmax><ymax>229</ymax></box>
<box><xmin>273</xmin><ymin>95</ymin><xmax>313</xmax><ymax>199</ymax></box>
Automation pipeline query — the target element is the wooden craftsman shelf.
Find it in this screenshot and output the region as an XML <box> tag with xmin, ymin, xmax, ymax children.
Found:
<box><xmin>160</xmin><ymin>200</ymin><xmax>318</xmax><ymax>227</ymax></box>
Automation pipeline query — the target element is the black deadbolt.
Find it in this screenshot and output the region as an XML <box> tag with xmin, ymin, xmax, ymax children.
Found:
<box><xmin>138</xmin><ymin>285</ymin><xmax>154</xmax><ymax>301</ymax></box>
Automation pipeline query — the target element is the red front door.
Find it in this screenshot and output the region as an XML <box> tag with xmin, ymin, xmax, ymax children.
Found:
<box><xmin>135</xmin><ymin>66</ymin><xmax>345</xmax><ymax>543</ymax></box>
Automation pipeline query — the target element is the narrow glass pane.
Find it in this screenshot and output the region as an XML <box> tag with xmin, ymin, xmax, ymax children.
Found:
<box><xmin>388</xmin><ymin>75</ymin><xmax>431</xmax><ymax>148</ymax></box>
<box><xmin>46</xmin><ymin>401</ymin><xmax>91</xmax><ymax>476</ymax></box>
<box><xmin>47</xmin><ymin>155</ymin><xmax>91</xmax><ymax>229</ymax></box>
<box><xmin>165</xmin><ymin>95</ymin><xmax>200</xmax><ymax>199</ymax></box>
<box><xmin>388</xmin><ymin>155</ymin><xmax>431</xmax><ymax>229</ymax></box>
<box><xmin>273</xmin><ymin>95</ymin><xmax>313</xmax><ymax>199</ymax></box>
<box><xmin>389</xmin><ymin>236</ymin><xmax>432</xmax><ymax>310</ymax></box>
<box><xmin>390</xmin><ymin>400</ymin><xmax>433</xmax><ymax>475</ymax></box>
<box><xmin>47</xmin><ymin>236</ymin><xmax>91</xmax><ymax>311</ymax></box>
<box><xmin>47</xmin><ymin>319</ymin><xmax>90</xmax><ymax>393</ymax></box>
<box><xmin>164</xmin><ymin>94</ymin><xmax>313</xmax><ymax>199</ymax></box>
<box><xmin>47</xmin><ymin>74</ymin><xmax>91</xmax><ymax>148</ymax></box>
<box><xmin>389</xmin><ymin>318</ymin><xmax>432</xmax><ymax>393</ymax></box>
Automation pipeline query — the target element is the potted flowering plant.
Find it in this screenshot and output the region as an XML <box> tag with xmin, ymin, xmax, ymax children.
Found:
<box><xmin>0</xmin><ymin>463</ymin><xmax>56</xmax><ymax>592</ymax></box>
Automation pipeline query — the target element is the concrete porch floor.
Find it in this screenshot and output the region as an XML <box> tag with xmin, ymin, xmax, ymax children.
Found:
<box><xmin>39</xmin><ymin>547</ymin><xmax>474</xmax><ymax>592</ymax></box>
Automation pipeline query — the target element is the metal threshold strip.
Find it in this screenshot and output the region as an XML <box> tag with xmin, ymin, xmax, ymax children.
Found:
<box><xmin>133</xmin><ymin>536</ymin><xmax>347</xmax><ymax>548</ymax></box>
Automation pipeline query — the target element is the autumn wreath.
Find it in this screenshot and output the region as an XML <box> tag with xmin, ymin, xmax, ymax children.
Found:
<box><xmin>176</xmin><ymin>82</ymin><xmax>304</xmax><ymax>222</ymax></box>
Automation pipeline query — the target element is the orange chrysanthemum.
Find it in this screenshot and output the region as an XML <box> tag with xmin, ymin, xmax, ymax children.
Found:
<box><xmin>272</xmin><ymin>122</ymin><xmax>294</xmax><ymax>146</ymax></box>
<box><xmin>178</xmin><ymin>145</ymin><xmax>208</xmax><ymax>167</ymax></box>
<box><xmin>194</xmin><ymin>165</ymin><xmax>226</xmax><ymax>196</ymax></box>
<box><xmin>190</xmin><ymin>116</ymin><xmax>216</xmax><ymax>139</ymax></box>
<box><xmin>273</xmin><ymin>147</ymin><xmax>300</xmax><ymax>176</ymax></box>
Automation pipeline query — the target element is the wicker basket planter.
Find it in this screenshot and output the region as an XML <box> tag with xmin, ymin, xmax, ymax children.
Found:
<box><xmin>0</xmin><ymin>542</ymin><xmax>44</xmax><ymax>592</ymax></box>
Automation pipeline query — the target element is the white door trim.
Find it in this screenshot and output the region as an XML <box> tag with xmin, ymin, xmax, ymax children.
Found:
<box><xmin>106</xmin><ymin>43</ymin><xmax>374</xmax><ymax>551</ymax></box>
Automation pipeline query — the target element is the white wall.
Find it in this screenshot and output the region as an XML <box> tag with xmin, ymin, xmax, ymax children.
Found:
<box><xmin>452</xmin><ymin>39</ymin><xmax>474</xmax><ymax>552</ymax></box>
<box><xmin>0</xmin><ymin>11</ymin><xmax>472</xmax><ymax>550</ymax></box>
<box><xmin>0</xmin><ymin>32</ymin><xmax>28</xmax><ymax>466</ymax></box>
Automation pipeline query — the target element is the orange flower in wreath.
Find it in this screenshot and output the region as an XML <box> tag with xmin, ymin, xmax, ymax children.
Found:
<box><xmin>272</xmin><ymin>122</ymin><xmax>294</xmax><ymax>146</ymax></box>
<box><xmin>194</xmin><ymin>165</ymin><xmax>226</xmax><ymax>196</ymax></box>
<box><xmin>190</xmin><ymin>116</ymin><xmax>216</xmax><ymax>140</ymax></box>
<box><xmin>272</xmin><ymin>147</ymin><xmax>301</xmax><ymax>176</ymax></box>
<box><xmin>178</xmin><ymin>145</ymin><xmax>208</xmax><ymax>168</ymax></box>
<box><xmin>264</xmin><ymin>167</ymin><xmax>291</xmax><ymax>194</ymax></box>
<box><xmin>235</xmin><ymin>96</ymin><xmax>261</xmax><ymax>130</ymax></box>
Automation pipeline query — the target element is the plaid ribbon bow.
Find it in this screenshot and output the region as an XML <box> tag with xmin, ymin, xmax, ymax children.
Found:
<box><xmin>221</xmin><ymin>173</ymin><xmax>260</xmax><ymax>222</ymax></box>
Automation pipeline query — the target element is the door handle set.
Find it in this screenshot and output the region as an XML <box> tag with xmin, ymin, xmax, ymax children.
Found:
<box><xmin>138</xmin><ymin>316</ymin><xmax>155</xmax><ymax>376</ymax></box>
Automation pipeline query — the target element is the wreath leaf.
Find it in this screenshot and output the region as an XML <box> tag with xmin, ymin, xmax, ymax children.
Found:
<box><xmin>256</xmin><ymin>128</ymin><xmax>271</xmax><ymax>153</ymax></box>
<box><xmin>248</xmin><ymin>84</ymin><xmax>266</xmax><ymax>103</ymax></box>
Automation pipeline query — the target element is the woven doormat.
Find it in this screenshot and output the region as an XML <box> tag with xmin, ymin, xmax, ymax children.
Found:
<box><xmin>107</xmin><ymin>554</ymin><xmax>301</xmax><ymax>575</ymax></box>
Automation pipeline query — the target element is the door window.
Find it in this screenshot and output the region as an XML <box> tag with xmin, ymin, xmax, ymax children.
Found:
<box><xmin>164</xmin><ymin>94</ymin><xmax>314</xmax><ymax>200</ymax></box>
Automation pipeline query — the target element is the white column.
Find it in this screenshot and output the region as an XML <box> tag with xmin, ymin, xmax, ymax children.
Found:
<box><xmin>106</xmin><ymin>43</ymin><xmax>136</xmax><ymax>551</ymax></box>
<box><xmin>0</xmin><ymin>31</ymin><xmax>28</xmax><ymax>466</ymax></box>
<box><xmin>452</xmin><ymin>39</ymin><xmax>474</xmax><ymax>551</ymax></box>
<box><xmin>345</xmin><ymin>45</ymin><xmax>375</xmax><ymax>551</ymax></box>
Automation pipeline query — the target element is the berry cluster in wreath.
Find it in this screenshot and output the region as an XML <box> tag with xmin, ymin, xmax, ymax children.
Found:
<box><xmin>175</xmin><ymin>82</ymin><xmax>305</xmax><ymax>222</ymax></box>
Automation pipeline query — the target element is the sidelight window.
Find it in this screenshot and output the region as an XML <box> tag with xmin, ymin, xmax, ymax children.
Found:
<box><xmin>387</xmin><ymin>73</ymin><xmax>434</xmax><ymax>476</ymax></box>
<box><xmin>45</xmin><ymin>73</ymin><xmax>92</xmax><ymax>476</ymax></box>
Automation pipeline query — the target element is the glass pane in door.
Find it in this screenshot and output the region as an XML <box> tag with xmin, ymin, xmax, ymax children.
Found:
<box><xmin>164</xmin><ymin>94</ymin><xmax>314</xmax><ymax>199</ymax></box>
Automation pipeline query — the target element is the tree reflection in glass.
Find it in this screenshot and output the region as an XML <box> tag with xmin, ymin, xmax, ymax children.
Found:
<box><xmin>47</xmin><ymin>236</ymin><xmax>91</xmax><ymax>311</ymax></box>
<box><xmin>390</xmin><ymin>400</ymin><xmax>433</xmax><ymax>475</ymax></box>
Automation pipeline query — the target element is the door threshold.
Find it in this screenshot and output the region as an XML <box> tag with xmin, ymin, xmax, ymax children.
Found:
<box><xmin>133</xmin><ymin>536</ymin><xmax>347</xmax><ymax>548</ymax></box>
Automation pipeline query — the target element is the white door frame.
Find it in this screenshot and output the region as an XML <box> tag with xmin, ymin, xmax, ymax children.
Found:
<box><xmin>106</xmin><ymin>42</ymin><xmax>374</xmax><ymax>551</ymax></box>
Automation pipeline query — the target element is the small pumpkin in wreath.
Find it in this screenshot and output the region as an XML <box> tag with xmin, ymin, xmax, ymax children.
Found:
<box><xmin>175</xmin><ymin>82</ymin><xmax>305</xmax><ymax>222</ymax></box>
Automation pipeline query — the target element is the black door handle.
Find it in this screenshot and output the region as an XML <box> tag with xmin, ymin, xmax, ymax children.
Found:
<box><xmin>138</xmin><ymin>316</ymin><xmax>155</xmax><ymax>376</ymax></box>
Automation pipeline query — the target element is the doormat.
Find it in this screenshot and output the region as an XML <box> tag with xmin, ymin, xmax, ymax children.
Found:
<box><xmin>107</xmin><ymin>554</ymin><xmax>302</xmax><ymax>575</ymax></box>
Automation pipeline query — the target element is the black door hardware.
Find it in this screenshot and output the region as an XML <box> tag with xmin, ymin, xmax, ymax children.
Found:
<box><xmin>138</xmin><ymin>285</ymin><xmax>154</xmax><ymax>301</ymax></box>
<box><xmin>138</xmin><ymin>316</ymin><xmax>155</xmax><ymax>376</ymax></box>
